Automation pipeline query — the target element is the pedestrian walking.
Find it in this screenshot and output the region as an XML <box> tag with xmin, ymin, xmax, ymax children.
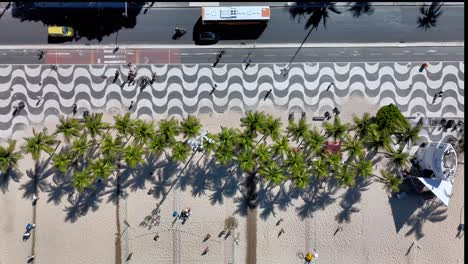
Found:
<box><xmin>288</xmin><ymin>113</ymin><xmax>294</xmax><ymax>122</ymax></box>
<box><xmin>432</xmin><ymin>91</ymin><xmax>444</xmax><ymax>104</ymax></box>
<box><xmin>129</xmin><ymin>101</ymin><xmax>134</xmax><ymax>110</ymax></box>
<box><xmin>333</xmin><ymin>107</ymin><xmax>340</xmax><ymax>116</ymax></box>
<box><xmin>27</xmin><ymin>255</ymin><xmax>35</xmax><ymax>263</ymax></box>
<box><xmin>25</xmin><ymin>223</ymin><xmax>35</xmax><ymax>232</ymax></box>
<box><xmin>147</xmin><ymin>188</ymin><xmax>154</xmax><ymax>195</ymax></box>
<box><xmin>153</xmin><ymin>233</ymin><xmax>160</xmax><ymax>241</ymax></box>
<box><xmin>276</xmin><ymin>218</ymin><xmax>284</xmax><ymax>226</ymax></box>
<box><xmin>72</xmin><ymin>103</ymin><xmax>77</xmax><ymax>116</ymax></box>
<box><xmin>36</xmin><ymin>95</ymin><xmax>43</xmax><ymax>106</ymax></box>
<box><xmin>212</xmin><ymin>58</ymin><xmax>219</xmax><ymax>68</ymax></box>
<box><xmin>264</xmin><ymin>89</ymin><xmax>272</xmax><ymax>101</ymax></box>
<box><xmin>37</xmin><ymin>50</ymin><xmax>45</xmax><ymax>60</ymax></box>
<box><xmin>23</xmin><ymin>232</ymin><xmax>31</xmax><ymax>241</ymax></box>
<box><xmin>51</xmin><ymin>65</ymin><xmax>58</xmax><ymax>71</ymax></box>
<box><xmin>419</xmin><ymin>63</ymin><xmax>428</xmax><ymax>72</ymax></box>
<box><xmin>113</xmin><ymin>70</ymin><xmax>120</xmax><ymax>83</ymax></box>
<box><xmin>210</xmin><ymin>83</ymin><xmax>217</xmax><ymax>95</ymax></box>
<box><xmin>278</xmin><ymin>228</ymin><xmax>285</xmax><ymax>237</ymax></box>
<box><xmin>244</xmin><ymin>59</ymin><xmax>251</xmax><ymax>70</ymax></box>
<box><xmin>203</xmin><ymin>233</ymin><xmax>211</xmax><ymax>242</ymax></box>
<box><xmin>326</xmin><ymin>82</ymin><xmax>334</xmax><ymax>91</ymax></box>
<box><xmin>324</xmin><ymin>111</ymin><xmax>331</xmax><ymax>120</ymax></box>
<box><xmin>334</xmin><ymin>225</ymin><xmax>344</xmax><ymax>235</ymax></box>
<box><xmin>301</xmin><ymin>111</ymin><xmax>306</xmax><ymax>120</ymax></box>
<box><xmin>151</xmin><ymin>72</ymin><xmax>156</xmax><ymax>85</ymax></box>
<box><xmin>83</xmin><ymin>110</ymin><xmax>89</xmax><ymax>119</ymax></box>
<box><xmin>32</xmin><ymin>194</ymin><xmax>39</xmax><ymax>205</ymax></box>
<box><xmin>202</xmin><ymin>246</ymin><xmax>209</xmax><ymax>255</ymax></box>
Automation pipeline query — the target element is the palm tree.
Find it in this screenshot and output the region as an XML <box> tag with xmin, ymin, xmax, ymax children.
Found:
<box><xmin>157</xmin><ymin>117</ymin><xmax>180</xmax><ymax>144</ymax></box>
<box><xmin>171</xmin><ymin>142</ymin><xmax>190</xmax><ymax>164</ymax></box>
<box><xmin>323</xmin><ymin>117</ymin><xmax>349</xmax><ymax>141</ymax></box>
<box><xmin>0</xmin><ymin>139</ymin><xmax>22</xmax><ymax>174</ymax></box>
<box><xmin>254</xmin><ymin>143</ymin><xmax>271</xmax><ymax>164</ymax></box>
<box><xmin>290</xmin><ymin>167</ymin><xmax>309</xmax><ymax>189</ymax></box>
<box><xmin>89</xmin><ymin>158</ymin><xmax>116</xmax><ymax>182</ymax></box>
<box><xmin>284</xmin><ymin>149</ymin><xmax>307</xmax><ymax>175</ymax></box>
<box><xmin>133</xmin><ymin>119</ymin><xmax>155</xmax><ymax>146</ymax></box>
<box><xmin>303</xmin><ymin>127</ymin><xmax>325</xmax><ymax>156</ymax></box>
<box><xmin>217</xmin><ymin>127</ymin><xmax>239</xmax><ymax>149</ymax></box>
<box><xmin>52</xmin><ymin>150</ymin><xmax>73</xmax><ymax>173</ymax></box>
<box><xmin>286</xmin><ymin>118</ymin><xmax>310</xmax><ymax>146</ymax></box>
<box><xmin>366</xmin><ymin>129</ymin><xmax>392</xmax><ymax>155</ymax></box>
<box><xmin>84</xmin><ymin>113</ymin><xmax>110</xmax><ymax>141</ymax></box>
<box><xmin>396</xmin><ymin>123</ymin><xmax>422</xmax><ymax>149</ymax></box>
<box><xmin>418</xmin><ymin>2</ymin><xmax>443</xmax><ymax>31</ymax></box>
<box><xmin>386</xmin><ymin>148</ymin><xmax>412</xmax><ymax>172</ymax></box>
<box><xmin>258</xmin><ymin>160</ymin><xmax>286</xmax><ymax>186</ymax></box>
<box><xmin>352</xmin><ymin>158</ymin><xmax>373</xmax><ymax>179</ymax></box>
<box><xmin>147</xmin><ymin>135</ymin><xmax>167</xmax><ymax>157</ymax></box>
<box><xmin>71</xmin><ymin>134</ymin><xmax>92</xmax><ymax>160</ymax></box>
<box><xmin>343</xmin><ymin>135</ymin><xmax>365</xmax><ymax>162</ymax></box>
<box><xmin>351</xmin><ymin>112</ymin><xmax>377</xmax><ymax>140</ymax></box>
<box><xmin>238</xmin><ymin>150</ymin><xmax>256</xmax><ymax>173</ymax></box>
<box><xmin>215</xmin><ymin>145</ymin><xmax>236</xmax><ymax>166</ymax></box>
<box><xmin>258</xmin><ymin>115</ymin><xmax>282</xmax><ymax>143</ymax></box>
<box><xmin>240</xmin><ymin>111</ymin><xmax>266</xmax><ymax>139</ymax></box>
<box><xmin>311</xmin><ymin>156</ymin><xmax>329</xmax><ymax>180</ymax></box>
<box><xmin>55</xmin><ymin>116</ymin><xmax>82</xmax><ymax>143</ymax></box>
<box><xmin>23</xmin><ymin>128</ymin><xmax>57</xmax><ymax>161</ymax></box>
<box><xmin>326</xmin><ymin>152</ymin><xmax>342</xmax><ymax>173</ymax></box>
<box><xmin>180</xmin><ymin>115</ymin><xmax>202</xmax><ymax>141</ymax></box>
<box><xmin>376</xmin><ymin>169</ymin><xmax>403</xmax><ymax>193</ymax></box>
<box><xmin>123</xmin><ymin>144</ymin><xmax>145</xmax><ymax>169</ymax></box>
<box><xmin>101</xmin><ymin>134</ymin><xmax>123</xmax><ymax>162</ymax></box>
<box><xmin>73</xmin><ymin>167</ymin><xmax>93</xmax><ymax>192</ymax></box>
<box><xmin>114</xmin><ymin>112</ymin><xmax>136</xmax><ymax>141</ymax></box>
<box><xmin>237</xmin><ymin>131</ymin><xmax>254</xmax><ymax>151</ymax></box>
<box><xmin>271</xmin><ymin>136</ymin><xmax>290</xmax><ymax>160</ymax></box>
<box><xmin>335</xmin><ymin>166</ymin><xmax>355</xmax><ymax>188</ymax></box>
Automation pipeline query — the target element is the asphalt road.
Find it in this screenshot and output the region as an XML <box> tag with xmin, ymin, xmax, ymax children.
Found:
<box><xmin>0</xmin><ymin>5</ymin><xmax>464</xmax><ymax>45</ymax></box>
<box><xmin>0</xmin><ymin>47</ymin><xmax>463</xmax><ymax>64</ymax></box>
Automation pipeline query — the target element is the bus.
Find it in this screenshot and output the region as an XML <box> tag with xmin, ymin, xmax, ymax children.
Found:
<box><xmin>201</xmin><ymin>6</ymin><xmax>270</xmax><ymax>25</ymax></box>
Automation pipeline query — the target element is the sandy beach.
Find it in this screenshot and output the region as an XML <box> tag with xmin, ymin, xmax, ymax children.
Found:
<box><xmin>0</xmin><ymin>95</ymin><xmax>464</xmax><ymax>264</ymax></box>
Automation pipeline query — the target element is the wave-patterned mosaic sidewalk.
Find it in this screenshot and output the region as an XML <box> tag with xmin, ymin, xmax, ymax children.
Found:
<box><xmin>0</xmin><ymin>62</ymin><xmax>464</xmax><ymax>140</ymax></box>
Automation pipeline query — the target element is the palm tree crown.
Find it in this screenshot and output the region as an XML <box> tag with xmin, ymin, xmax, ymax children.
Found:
<box><xmin>180</xmin><ymin>115</ymin><xmax>202</xmax><ymax>140</ymax></box>
<box><xmin>55</xmin><ymin>116</ymin><xmax>82</xmax><ymax>143</ymax></box>
<box><xmin>23</xmin><ymin>129</ymin><xmax>57</xmax><ymax>161</ymax></box>
<box><xmin>0</xmin><ymin>140</ymin><xmax>22</xmax><ymax>174</ymax></box>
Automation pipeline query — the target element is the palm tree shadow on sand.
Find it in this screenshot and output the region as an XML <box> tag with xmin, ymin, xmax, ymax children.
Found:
<box><xmin>417</xmin><ymin>2</ymin><xmax>443</xmax><ymax>31</ymax></box>
<box><xmin>0</xmin><ymin>168</ymin><xmax>23</xmax><ymax>194</ymax></box>
<box><xmin>335</xmin><ymin>177</ymin><xmax>372</xmax><ymax>223</ymax></box>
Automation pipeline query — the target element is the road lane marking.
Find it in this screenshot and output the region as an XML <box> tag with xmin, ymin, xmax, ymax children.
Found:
<box><xmin>369</xmin><ymin>53</ymin><xmax>383</xmax><ymax>56</ymax></box>
<box><xmin>413</xmin><ymin>53</ymin><xmax>425</xmax><ymax>55</ymax></box>
<box><xmin>264</xmin><ymin>54</ymin><xmax>277</xmax><ymax>57</ymax></box>
<box><xmin>392</xmin><ymin>53</ymin><xmax>404</xmax><ymax>55</ymax></box>
<box><xmin>436</xmin><ymin>53</ymin><xmax>449</xmax><ymax>55</ymax></box>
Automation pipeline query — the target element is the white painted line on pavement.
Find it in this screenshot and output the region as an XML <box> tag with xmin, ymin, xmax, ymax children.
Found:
<box><xmin>47</xmin><ymin>52</ymin><xmax>71</xmax><ymax>55</ymax></box>
<box><xmin>392</xmin><ymin>53</ymin><xmax>404</xmax><ymax>55</ymax></box>
<box><xmin>370</xmin><ymin>53</ymin><xmax>383</xmax><ymax>55</ymax></box>
<box><xmin>104</xmin><ymin>55</ymin><xmax>126</xmax><ymax>58</ymax></box>
<box><xmin>0</xmin><ymin>42</ymin><xmax>463</xmax><ymax>50</ymax></box>
<box><xmin>436</xmin><ymin>53</ymin><xmax>449</xmax><ymax>55</ymax></box>
<box><xmin>264</xmin><ymin>54</ymin><xmax>277</xmax><ymax>57</ymax></box>
<box><xmin>104</xmin><ymin>60</ymin><xmax>127</xmax><ymax>64</ymax></box>
<box><xmin>413</xmin><ymin>53</ymin><xmax>426</xmax><ymax>55</ymax></box>
<box><xmin>189</xmin><ymin>2</ymin><xmax>219</xmax><ymax>6</ymax></box>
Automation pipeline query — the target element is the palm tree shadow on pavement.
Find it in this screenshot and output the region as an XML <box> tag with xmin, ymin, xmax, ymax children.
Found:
<box><xmin>347</xmin><ymin>2</ymin><xmax>374</xmax><ymax>18</ymax></box>
<box><xmin>289</xmin><ymin>2</ymin><xmax>342</xmax><ymax>30</ymax></box>
<box><xmin>417</xmin><ymin>2</ymin><xmax>443</xmax><ymax>31</ymax></box>
<box><xmin>335</xmin><ymin>177</ymin><xmax>372</xmax><ymax>223</ymax></box>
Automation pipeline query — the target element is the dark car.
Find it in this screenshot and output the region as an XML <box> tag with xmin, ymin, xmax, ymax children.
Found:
<box><xmin>198</xmin><ymin>32</ymin><xmax>219</xmax><ymax>43</ymax></box>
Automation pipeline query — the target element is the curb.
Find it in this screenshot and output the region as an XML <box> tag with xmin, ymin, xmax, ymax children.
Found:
<box><xmin>0</xmin><ymin>42</ymin><xmax>463</xmax><ymax>50</ymax></box>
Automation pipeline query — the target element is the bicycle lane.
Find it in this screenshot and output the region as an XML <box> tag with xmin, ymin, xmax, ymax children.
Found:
<box><xmin>43</xmin><ymin>48</ymin><xmax>182</xmax><ymax>65</ymax></box>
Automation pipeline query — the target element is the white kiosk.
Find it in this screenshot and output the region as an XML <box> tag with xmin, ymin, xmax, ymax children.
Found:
<box><xmin>414</xmin><ymin>142</ymin><xmax>458</xmax><ymax>206</ymax></box>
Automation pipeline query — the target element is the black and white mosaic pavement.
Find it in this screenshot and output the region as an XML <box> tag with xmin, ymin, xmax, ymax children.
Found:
<box><xmin>0</xmin><ymin>62</ymin><xmax>464</xmax><ymax>141</ymax></box>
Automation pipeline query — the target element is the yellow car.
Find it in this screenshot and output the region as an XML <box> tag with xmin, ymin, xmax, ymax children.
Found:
<box><xmin>48</xmin><ymin>26</ymin><xmax>74</xmax><ymax>37</ymax></box>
